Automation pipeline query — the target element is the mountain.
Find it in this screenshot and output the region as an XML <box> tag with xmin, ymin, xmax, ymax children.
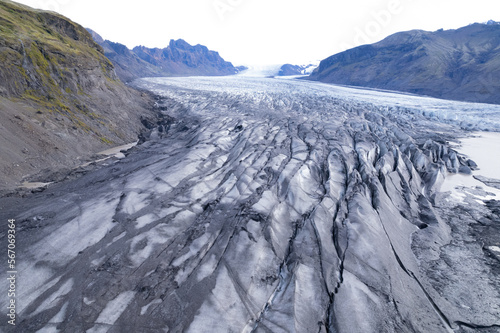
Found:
<box><xmin>308</xmin><ymin>23</ymin><xmax>500</xmax><ymax>104</ymax></box>
<box><xmin>0</xmin><ymin>0</ymin><xmax>155</xmax><ymax>189</ymax></box>
<box><xmin>86</xmin><ymin>29</ymin><xmax>164</xmax><ymax>82</ymax></box>
<box><xmin>133</xmin><ymin>39</ymin><xmax>240</xmax><ymax>76</ymax></box>
<box><xmin>87</xmin><ymin>29</ymin><xmax>244</xmax><ymax>82</ymax></box>
<box><xmin>278</xmin><ymin>63</ymin><xmax>318</xmax><ymax>76</ymax></box>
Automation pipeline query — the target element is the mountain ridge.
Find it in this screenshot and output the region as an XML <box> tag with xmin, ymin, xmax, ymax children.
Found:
<box><xmin>87</xmin><ymin>29</ymin><xmax>245</xmax><ymax>82</ymax></box>
<box><xmin>308</xmin><ymin>23</ymin><xmax>500</xmax><ymax>104</ymax></box>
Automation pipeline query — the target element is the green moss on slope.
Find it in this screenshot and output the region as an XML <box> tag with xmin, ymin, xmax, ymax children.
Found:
<box><xmin>0</xmin><ymin>0</ymin><xmax>126</xmax><ymax>140</ymax></box>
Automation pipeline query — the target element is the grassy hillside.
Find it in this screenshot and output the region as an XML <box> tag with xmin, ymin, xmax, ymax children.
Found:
<box><xmin>0</xmin><ymin>1</ymin><xmax>115</xmax><ymax>99</ymax></box>
<box><xmin>0</xmin><ymin>0</ymin><xmax>154</xmax><ymax>189</ymax></box>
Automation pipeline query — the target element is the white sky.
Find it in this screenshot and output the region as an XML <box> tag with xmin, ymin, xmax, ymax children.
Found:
<box><xmin>13</xmin><ymin>0</ymin><xmax>500</xmax><ymax>66</ymax></box>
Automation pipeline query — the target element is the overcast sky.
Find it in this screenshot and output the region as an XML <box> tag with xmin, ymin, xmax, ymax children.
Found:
<box><xmin>14</xmin><ymin>0</ymin><xmax>500</xmax><ymax>66</ymax></box>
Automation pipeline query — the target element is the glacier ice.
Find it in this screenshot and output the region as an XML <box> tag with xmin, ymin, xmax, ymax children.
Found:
<box><xmin>1</xmin><ymin>76</ymin><xmax>500</xmax><ymax>332</ymax></box>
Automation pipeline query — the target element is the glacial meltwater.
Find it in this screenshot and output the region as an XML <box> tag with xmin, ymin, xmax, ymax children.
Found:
<box><xmin>441</xmin><ymin>132</ymin><xmax>500</xmax><ymax>203</ymax></box>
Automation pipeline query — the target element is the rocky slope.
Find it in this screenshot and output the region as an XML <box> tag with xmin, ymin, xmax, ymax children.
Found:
<box><xmin>308</xmin><ymin>22</ymin><xmax>500</xmax><ymax>104</ymax></box>
<box><xmin>87</xmin><ymin>29</ymin><xmax>245</xmax><ymax>82</ymax></box>
<box><xmin>0</xmin><ymin>0</ymin><xmax>156</xmax><ymax>190</ymax></box>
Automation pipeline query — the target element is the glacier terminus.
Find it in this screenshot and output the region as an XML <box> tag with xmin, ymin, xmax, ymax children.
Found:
<box><xmin>1</xmin><ymin>76</ymin><xmax>499</xmax><ymax>333</ymax></box>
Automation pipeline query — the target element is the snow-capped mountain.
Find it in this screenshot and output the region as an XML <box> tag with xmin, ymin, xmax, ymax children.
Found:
<box><xmin>278</xmin><ymin>61</ymin><xmax>320</xmax><ymax>76</ymax></box>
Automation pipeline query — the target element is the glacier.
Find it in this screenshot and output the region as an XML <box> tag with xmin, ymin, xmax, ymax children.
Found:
<box><xmin>0</xmin><ymin>76</ymin><xmax>499</xmax><ymax>332</ymax></box>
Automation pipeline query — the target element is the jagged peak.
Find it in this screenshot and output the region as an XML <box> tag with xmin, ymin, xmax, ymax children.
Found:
<box><xmin>169</xmin><ymin>38</ymin><xmax>191</xmax><ymax>49</ymax></box>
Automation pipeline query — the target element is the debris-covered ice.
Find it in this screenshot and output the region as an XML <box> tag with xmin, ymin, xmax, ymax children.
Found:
<box><xmin>1</xmin><ymin>76</ymin><xmax>499</xmax><ymax>332</ymax></box>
